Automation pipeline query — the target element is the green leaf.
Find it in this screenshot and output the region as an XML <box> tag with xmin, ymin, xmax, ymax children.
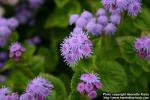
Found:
<box><xmin>136</xmin><ymin>59</ymin><xmax>150</xmax><ymax>72</ymax></box>
<box><xmin>22</xmin><ymin>44</ymin><xmax>36</xmax><ymax>62</ymax></box>
<box><xmin>95</xmin><ymin>36</ymin><xmax>121</xmax><ymax>61</ymax></box>
<box><xmin>129</xmin><ymin>64</ymin><xmax>143</xmax><ymax>77</ymax></box>
<box><xmin>38</xmin><ymin>42</ymin><xmax>58</xmax><ymax>72</ymax></box>
<box><xmin>116</xmin><ymin>36</ymin><xmax>136</xmax><ymax>63</ymax></box>
<box><xmin>29</xmin><ymin>56</ymin><xmax>44</xmax><ymax>75</ymax></box>
<box><xmin>45</xmin><ymin>1</ymin><xmax>81</xmax><ymax>28</ymax></box>
<box><xmin>97</xmin><ymin>60</ymin><xmax>127</xmax><ymax>92</ymax></box>
<box><xmin>9</xmin><ymin>31</ymin><xmax>19</xmax><ymax>42</ymax></box>
<box><xmin>1</xmin><ymin>60</ymin><xmax>15</xmax><ymax>71</ymax></box>
<box><xmin>55</xmin><ymin>0</ymin><xmax>69</xmax><ymax>8</ymax></box>
<box><xmin>134</xmin><ymin>8</ymin><xmax>150</xmax><ymax>31</ymax></box>
<box><xmin>2</xmin><ymin>70</ymin><xmax>29</xmax><ymax>93</ymax></box>
<box><xmin>40</xmin><ymin>73</ymin><xmax>67</xmax><ymax>100</ymax></box>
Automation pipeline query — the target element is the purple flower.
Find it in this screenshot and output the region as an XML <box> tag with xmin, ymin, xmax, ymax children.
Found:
<box><xmin>19</xmin><ymin>92</ymin><xmax>34</xmax><ymax>100</ymax></box>
<box><xmin>86</xmin><ymin>20</ymin><xmax>103</xmax><ymax>36</ymax></box>
<box><xmin>0</xmin><ymin>87</ymin><xmax>19</xmax><ymax>100</ymax></box>
<box><xmin>0</xmin><ymin>87</ymin><xmax>10</xmax><ymax>95</ymax></box>
<box><xmin>0</xmin><ymin>26</ymin><xmax>11</xmax><ymax>37</ymax></box>
<box><xmin>9</xmin><ymin>42</ymin><xmax>26</xmax><ymax>61</ymax></box>
<box><xmin>76</xmin><ymin>82</ymin><xmax>85</xmax><ymax>93</ymax></box>
<box><xmin>7</xmin><ymin>17</ymin><xmax>19</xmax><ymax>29</ymax></box>
<box><xmin>101</xmin><ymin>0</ymin><xmax>116</xmax><ymax>9</ymax></box>
<box><xmin>26</xmin><ymin>77</ymin><xmax>53</xmax><ymax>98</ymax></box>
<box><xmin>85</xmin><ymin>83</ymin><xmax>94</xmax><ymax>93</ymax></box>
<box><xmin>110</xmin><ymin>14</ymin><xmax>121</xmax><ymax>25</ymax></box>
<box><xmin>97</xmin><ymin>15</ymin><xmax>108</xmax><ymax>26</ymax></box>
<box><xmin>60</xmin><ymin>32</ymin><xmax>92</xmax><ymax>65</ymax></box>
<box><xmin>80</xmin><ymin>10</ymin><xmax>93</xmax><ymax>21</ymax></box>
<box><xmin>75</xmin><ymin>17</ymin><xmax>88</xmax><ymax>28</ymax></box>
<box><xmin>0</xmin><ymin>17</ymin><xmax>8</xmax><ymax>27</ymax></box>
<box><xmin>80</xmin><ymin>73</ymin><xmax>100</xmax><ymax>84</ymax></box>
<box><xmin>134</xmin><ymin>36</ymin><xmax>150</xmax><ymax>61</ymax></box>
<box><xmin>88</xmin><ymin>91</ymin><xmax>97</xmax><ymax>99</ymax></box>
<box><xmin>94</xmin><ymin>82</ymin><xmax>102</xmax><ymax>89</ymax></box>
<box><xmin>116</xmin><ymin>0</ymin><xmax>128</xmax><ymax>11</ymax></box>
<box><xmin>72</xmin><ymin>27</ymin><xmax>83</xmax><ymax>35</ymax></box>
<box><xmin>77</xmin><ymin>73</ymin><xmax>102</xmax><ymax>99</ymax></box>
<box><xmin>127</xmin><ymin>0</ymin><xmax>141</xmax><ymax>16</ymax></box>
<box><xmin>104</xmin><ymin>23</ymin><xmax>116</xmax><ymax>35</ymax></box>
<box><xmin>96</xmin><ymin>8</ymin><xmax>106</xmax><ymax>16</ymax></box>
<box><xmin>69</xmin><ymin>14</ymin><xmax>79</xmax><ymax>25</ymax></box>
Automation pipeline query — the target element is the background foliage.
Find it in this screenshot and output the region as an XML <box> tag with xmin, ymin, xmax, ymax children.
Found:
<box><xmin>0</xmin><ymin>0</ymin><xmax>150</xmax><ymax>99</ymax></box>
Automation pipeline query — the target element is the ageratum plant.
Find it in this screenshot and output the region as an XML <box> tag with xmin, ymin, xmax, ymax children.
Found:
<box><xmin>1</xmin><ymin>0</ymin><xmax>150</xmax><ymax>100</ymax></box>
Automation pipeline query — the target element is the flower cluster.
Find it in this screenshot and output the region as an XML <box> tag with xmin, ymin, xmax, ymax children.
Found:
<box><xmin>134</xmin><ymin>36</ymin><xmax>150</xmax><ymax>61</ymax></box>
<box><xmin>69</xmin><ymin>9</ymin><xmax>120</xmax><ymax>36</ymax></box>
<box><xmin>77</xmin><ymin>73</ymin><xmax>102</xmax><ymax>99</ymax></box>
<box><xmin>9</xmin><ymin>42</ymin><xmax>26</xmax><ymax>61</ymax></box>
<box><xmin>101</xmin><ymin>0</ymin><xmax>141</xmax><ymax>16</ymax></box>
<box><xmin>15</xmin><ymin>0</ymin><xmax>45</xmax><ymax>25</ymax></box>
<box><xmin>20</xmin><ymin>77</ymin><xmax>53</xmax><ymax>100</ymax></box>
<box><xmin>60</xmin><ymin>32</ymin><xmax>92</xmax><ymax>65</ymax></box>
<box><xmin>0</xmin><ymin>87</ymin><xmax>19</xmax><ymax>100</ymax></box>
<box><xmin>0</xmin><ymin>17</ymin><xmax>19</xmax><ymax>47</ymax></box>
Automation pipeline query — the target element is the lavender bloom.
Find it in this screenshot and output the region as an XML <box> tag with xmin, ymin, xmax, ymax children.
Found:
<box><xmin>19</xmin><ymin>92</ymin><xmax>34</xmax><ymax>100</ymax></box>
<box><xmin>60</xmin><ymin>32</ymin><xmax>92</xmax><ymax>65</ymax></box>
<box><xmin>85</xmin><ymin>83</ymin><xmax>94</xmax><ymax>93</ymax></box>
<box><xmin>76</xmin><ymin>82</ymin><xmax>85</xmax><ymax>93</ymax></box>
<box><xmin>127</xmin><ymin>0</ymin><xmax>141</xmax><ymax>16</ymax></box>
<box><xmin>9</xmin><ymin>42</ymin><xmax>26</xmax><ymax>61</ymax></box>
<box><xmin>75</xmin><ymin>17</ymin><xmax>88</xmax><ymax>28</ymax></box>
<box><xmin>0</xmin><ymin>26</ymin><xmax>11</xmax><ymax>37</ymax></box>
<box><xmin>86</xmin><ymin>20</ymin><xmax>103</xmax><ymax>36</ymax></box>
<box><xmin>134</xmin><ymin>36</ymin><xmax>150</xmax><ymax>61</ymax></box>
<box><xmin>69</xmin><ymin>14</ymin><xmax>79</xmax><ymax>25</ymax></box>
<box><xmin>80</xmin><ymin>73</ymin><xmax>100</xmax><ymax>84</ymax></box>
<box><xmin>110</xmin><ymin>14</ymin><xmax>121</xmax><ymax>25</ymax></box>
<box><xmin>26</xmin><ymin>77</ymin><xmax>53</xmax><ymax>98</ymax></box>
<box><xmin>104</xmin><ymin>23</ymin><xmax>116</xmax><ymax>35</ymax></box>
<box><xmin>0</xmin><ymin>87</ymin><xmax>18</xmax><ymax>100</ymax></box>
<box><xmin>96</xmin><ymin>8</ymin><xmax>106</xmax><ymax>16</ymax></box>
<box><xmin>7</xmin><ymin>17</ymin><xmax>19</xmax><ymax>29</ymax></box>
<box><xmin>77</xmin><ymin>73</ymin><xmax>102</xmax><ymax>99</ymax></box>
<box><xmin>101</xmin><ymin>0</ymin><xmax>116</xmax><ymax>9</ymax></box>
<box><xmin>88</xmin><ymin>91</ymin><xmax>97</xmax><ymax>99</ymax></box>
<box><xmin>116</xmin><ymin>0</ymin><xmax>128</xmax><ymax>11</ymax></box>
<box><xmin>72</xmin><ymin>27</ymin><xmax>83</xmax><ymax>35</ymax></box>
<box><xmin>80</xmin><ymin>10</ymin><xmax>93</xmax><ymax>21</ymax></box>
<box><xmin>97</xmin><ymin>15</ymin><xmax>108</xmax><ymax>26</ymax></box>
<box><xmin>0</xmin><ymin>18</ymin><xmax>8</xmax><ymax>26</ymax></box>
